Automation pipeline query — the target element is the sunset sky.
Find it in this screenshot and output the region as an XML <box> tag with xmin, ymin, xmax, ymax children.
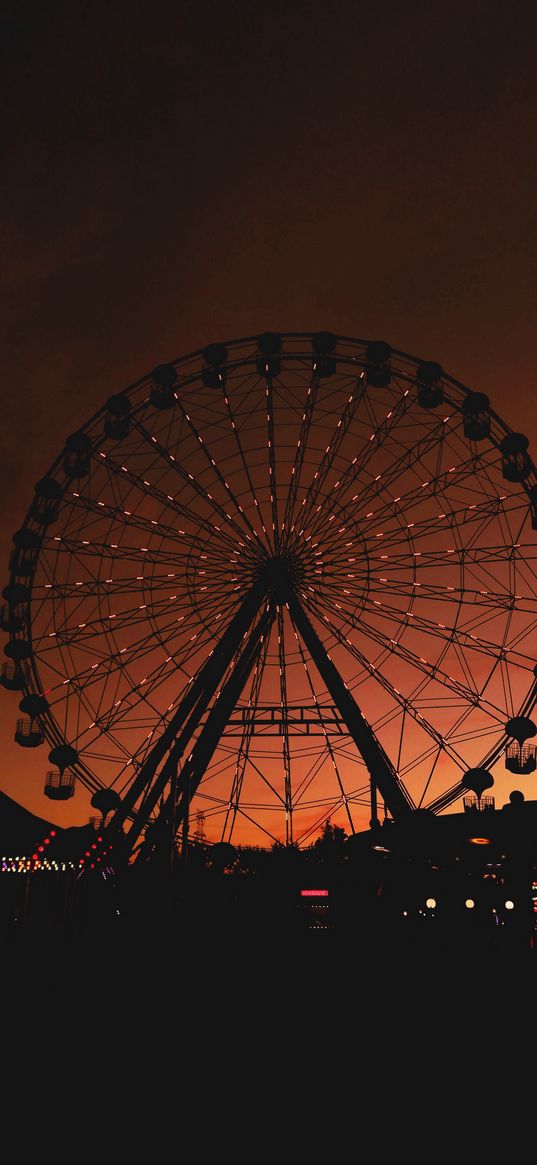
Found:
<box><xmin>2</xmin><ymin>0</ymin><xmax>537</xmax><ymax>841</ymax></box>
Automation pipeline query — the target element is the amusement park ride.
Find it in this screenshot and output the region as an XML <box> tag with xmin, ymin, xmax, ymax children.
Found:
<box><xmin>3</xmin><ymin>332</ymin><xmax>537</xmax><ymax>874</ymax></box>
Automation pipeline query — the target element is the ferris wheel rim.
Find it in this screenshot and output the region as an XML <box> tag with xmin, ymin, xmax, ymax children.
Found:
<box><xmin>4</xmin><ymin>330</ymin><xmax>537</xmax><ymax>845</ymax></box>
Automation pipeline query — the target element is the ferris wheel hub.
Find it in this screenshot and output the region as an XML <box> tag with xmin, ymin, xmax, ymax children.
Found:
<box><xmin>255</xmin><ymin>552</ymin><xmax>305</xmax><ymax>601</ymax></box>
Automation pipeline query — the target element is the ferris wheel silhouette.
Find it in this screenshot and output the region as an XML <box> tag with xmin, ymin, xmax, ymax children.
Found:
<box><xmin>3</xmin><ymin>331</ymin><xmax>537</xmax><ymax>860</ymax></box>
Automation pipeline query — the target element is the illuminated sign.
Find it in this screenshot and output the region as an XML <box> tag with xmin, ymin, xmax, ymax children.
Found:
<box><xmin>300</xmin><ymin>889</ymin><xmax>329</xmax><ymax>897</ymax></box>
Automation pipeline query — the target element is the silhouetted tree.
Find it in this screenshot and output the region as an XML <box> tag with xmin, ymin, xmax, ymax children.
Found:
<box><xmin>209</xmin><ymin>841</ymin><xmax>237</xmax><ymax>873</ymax></box>
<box><xmin>312</xmin><ymin>819</ymin><xmax>347</xmax><ymax>861</ymax></box>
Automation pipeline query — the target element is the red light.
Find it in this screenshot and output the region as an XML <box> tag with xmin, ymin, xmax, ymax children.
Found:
<box><xmin>300</xmin><ymin>889</ymin><xmax>329</xmax><ymax>897</ymax></box>
<box><xmin>91</xmin><ymin>843</ymin><xmax>97</xmax><ymax>850</ymax></box>
<box><xmin>38</xmin><ymin>845</ymin><xmax>44</xmax><ymax>852</ymax></box>
<box><xmin>44</xmin><ymin>838</ymin><xmax>50</xmax><ymax>845</ymax></box>
<box><xmin>85</xmin><ymin>851</ymin><xmax>91</xmax><ymax>857</ymax></box>
<box><xmin>50</xmin><ymin>830</ymin><xmax>56</xmax><ymax>837</ymax></box>
<box><xmin>97</xmin><ymin>836</ymin><xmax>103</xmax><ymax>842</ymax></box>
<box><xmin>32</xmin><ymin>853</ymin><xmax>38</xmax><ymax>861</ymax></box>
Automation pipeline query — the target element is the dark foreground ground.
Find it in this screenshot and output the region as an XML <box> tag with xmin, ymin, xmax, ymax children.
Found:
<box><xmin>3</xmin><ymin>864</ymin><xmax>537</xmax><ymax>1050</ymax></box>
<box><xmin>2</xmin><ymin>891</ymin><xmax>536</xmax><ymax>1141</ymax></box>
<box><xmin>4</xmin><ymin>885</ymin><xmax>536</xmax><ymax>996</ymax></box>
<box><xmin>2</xmin><ymin>856</ymin><xmax>535</xmax><ymax>1140</ymax></box>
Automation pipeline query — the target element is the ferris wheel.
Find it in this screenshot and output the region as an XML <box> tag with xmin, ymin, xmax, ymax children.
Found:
<box><xmin>3</xmin><ymin>331</ymin><xmax>537</xmax><ymax>856</ymax></box>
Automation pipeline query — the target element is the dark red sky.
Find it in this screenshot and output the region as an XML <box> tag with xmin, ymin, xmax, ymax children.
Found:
<box><xmin>2</xmin><ymin>0</ymin><xmax>537</xmax><ymax>827</ymax></box>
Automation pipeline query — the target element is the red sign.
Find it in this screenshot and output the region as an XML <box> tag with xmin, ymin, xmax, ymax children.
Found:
<box><xmin>300</xmin><ymin>889</ymin><xmax>329</xmax><ymax>897</ymax></box>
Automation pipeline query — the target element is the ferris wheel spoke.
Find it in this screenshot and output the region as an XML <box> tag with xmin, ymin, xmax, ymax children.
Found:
<box><xmin>31</xmin><ymin>584</ymin><xmax>217</xmax><ymax>651</ymax></box>
<box><xmin>365</xmin><ymin>573</ymin><xmax>537</xmax><ymax>614</ymax></box>
<box><xmin>338</xmin><ymin>598</ymin><xmax>525</xmax><ymax>739</ymax></box>
<box><xmin>303</xmin><ymin>422</ymin><xmax>449</xmax><ymax>548</ymax></box>
<box><xmin>339</xmin><ymin>496</ymin><xmax>518</xmax><ymax>564</ymax></box>
<box><xmin>207</xmin><ymin>376</ymin><xmax>282</xmax><ymax>539</ymax></box>
<box><xmin>352</xmin><ymin>411</ymin><xmax>460</xmax><ymax>508</ymax></box>
<box><xmin>351</xmin><ymin>526</ymin><xmax>526</xmax><ymax>591</ymax></box>
<box><xmin>172</xmin><ymin>397</ymin><xmax>269</xmax><ymax>548</ymax></box>
<box><xmin>352</xmin><ymin>587</ymin><xmax>534</xmax><ymax>669</ymax></box>
<box><xmin>296</xmin><ymin>382</ymin><xmax>415</xmax><ymax>539</ymax></box>
<box><xmin>41</xmin><ymin>555</ymin><xmax>256</xmax><ymax>628</ymax></box>
<box><xmin>94</xmin><ymin>448</ymin><xmax>243</xmax><ymax>555</ymax></box>
<box><xmin>43</xmin><ymin>653</ymin><xmax>179</xmax><ymax>747</ymax></box>
<box><xmin>330</xmin><ymin>448</ymin><xmax>501</xmax><ymax>538</ymax></box>
<box><xmin>280</xmin><ymin>370</ymin><xmax>320</xmax><ymax>539</ymax></box>
<box><xmin>264</xmin><ymin>374</ymin><xmax>282</xmax><ymax>552</ymax></box>
<box><xmin>305</xmin><ymin>418</ymin><xmax>491</xmax><ymax>554</ymax></box>
<box><xmin>453</xmin><ymin>502</ymin><xmax>513</xmax><ymax>558</ymax></box>
<box><xmin>83</xmin><ymin>744</ymin><xmax>134</xmax><ymax>766</ymax></box>
<box><xmin>467</xmin><ymin>448</ymin><xmax>528</xmax><ymax>547</ymax></box>
<box><xmin>294</xmin><ymin>805</ymin><xmax>338</xmax><ymax>844</ymax></box>
<box><xmin>497</xmin><ymin>653</ymin><xmax>516</xmax><ymax>718</ymax></box>
<box><xmin>36</xmin><ymin>593</ymin><xmax>238</xmax><ymax>719</ymax></box>
<box><xmin>104</xmin><ymin>435</ymin><xmax>250</xmax><ymax>556</ymax></box>
<box><xmin>357</xmin><ymin>579</ymin><xmax>533</xmax><ymax>642</ymax></box>
<box><xmin>62</xmin><ymin>489</ymin><xmax>229</xmax><ymax>556</ymax></box>
<box><xmin>219</xmin><ymin>385</ymin><xmax>273</xmax><ymax>555</ymax></box>
<box><xmin>319</xmin><ymin>601</ymin><xmax>472</xmax><ymax>736</ymax></box>
<box><xmin>362</xmin><ymin>548</ymin><xmax>537</xmax><ymax>608</ymax></box>
<box><xmin>301</xmin><ymin>593</ymin><xmax>473</xmax><ymax>772</ymax></box>
<box><xmin>132</xmin><ymin>413</ymin><xmax>265</xmax><ymax>551</ymax></box>
<box><xmin>43</xmin><ymin>533</ymin><xmax>227</xmax><ymax>572</ymax></box>
<box><xmin>84</xmin><ymin>624</ymin><xmax>218</xmax><ymax>720</ymax></box>
<box><xmin>64</xmin><ymin>487</ymin><xmax>187</xmax><ymax>546</ymax></box>
<box><xmin>286</xmin><ymin>374</ymin><xmax>368</xmax><ymax>540</ymax></box>
<box><xmin>32</xmin><ymin>568</ymin><xmax>208</xmax><ymax>602</ymax></box>
<box><xmin>314</xmin><ymin>471</ymin><xmax>511</xmax><ymax>568</ymax></box>
<box><xmin>33</xmin><ymin>615</ymin><xmax>203</xmax><ymax>686</ymax></box>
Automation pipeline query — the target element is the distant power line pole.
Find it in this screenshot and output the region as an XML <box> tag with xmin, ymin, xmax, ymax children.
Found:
<box><xmin>194</xmin><ymin>810</ymin><xmax>206</xmax><ymax>845</ymax></box>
